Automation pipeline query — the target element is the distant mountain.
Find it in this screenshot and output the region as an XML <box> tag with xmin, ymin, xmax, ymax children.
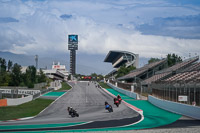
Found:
<box><xmin>0</xmin><ymin>51</ymin><xmax>149</xmax><ymax>75</ymax></box>
<box><xmin>0</xmin><ymin>51</ymin><xmax>113</xmax><ymax>75</ymax></box>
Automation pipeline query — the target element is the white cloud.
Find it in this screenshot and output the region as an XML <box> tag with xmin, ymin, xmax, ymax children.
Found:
<box><xmin>0</xmin><ymin>0</ymin><xmax>200</xmax><ymax>58</ymax></box>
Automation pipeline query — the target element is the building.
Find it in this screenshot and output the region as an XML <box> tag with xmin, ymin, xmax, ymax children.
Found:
<box><xmin>43</xmin><ymin>62</ymin><xmax>69</xmax><ymax>81</ymax></box>
<box><xmin>104</xmin><ymin>50</ymin><xmax>139</xmax><ymax>79</ymax></box>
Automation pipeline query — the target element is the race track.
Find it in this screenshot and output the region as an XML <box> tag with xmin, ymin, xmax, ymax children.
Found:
<box><xmin>0</xmin><ymin>81</ymin><xmax>141</xmax><ymax>132</ymax></box>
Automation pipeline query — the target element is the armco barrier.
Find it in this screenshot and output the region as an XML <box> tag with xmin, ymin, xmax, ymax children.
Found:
<box><xmin>148</xmin><ymin>95</ymin><xmax>200</xmax><ymax>120</ymax></box>
<box><xmin>107</xmin><ymin>83</ymin><xmax>138</xmax><ymax>99</ymax></box>
<box><xmin>7</xmin><ymin>95</ymin><xmax>33</xmax><ymax>106</ymax></box>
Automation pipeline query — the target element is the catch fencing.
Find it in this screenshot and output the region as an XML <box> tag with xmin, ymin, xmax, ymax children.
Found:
<box><xmin>151</xmin><ymin>82</ymin><xmax>200</xmax><ymax>106</ymax></box>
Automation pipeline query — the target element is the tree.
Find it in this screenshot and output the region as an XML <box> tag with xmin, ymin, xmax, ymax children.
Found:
<box><xmin>0</xmin><ymin>58</ymin><xmax>10</xmax><ymax>86</ymax></box>
<box><xmin>9</xmin><ymin>63</ymin><xmax>22</xmax><ymax>86</ymax></box>
<box><xmin>91</xmin><ymin>73</ymin><xmax>98</xmax><ymax>79</ymax></box>
<box><xmin>24</xmin><ymin>66</ymin><xmax>37</xmax><ymax>88</ymax></box>
<box><xmin>37</xmin><ymin>69</ymin><xmax>46</xmax><ymax>83</ymax></box>
<box><xmin>167</xmin><ymin>53</ymin><xmax>182</xmax><ymax>67</ymax></box>
<box><xmin>148</xmin><ymin>58</ymin><xmax>161</xmax><ymax>64</ymax></box>
<box><xmin>0</xmin><ymin>58</ymin><xmax>7</xmax><ymax>73</ymax></box>
<box><xmin>7</xmin><ymin>60</ymin><xmax>13</xmax><ymax>72</ymax></box>
<box><xmin>116</xmin><ymin>65</ymin><xmax>136</xmax><ymax>78</ymax></box>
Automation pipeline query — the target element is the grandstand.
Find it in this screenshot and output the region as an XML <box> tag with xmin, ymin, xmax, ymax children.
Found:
<box><xmin>149</xmin><ymin>56</ymin><xmax>200</xmax><ymax>106</ymax></box>
<box><xmin>107</xmin><ymin>55</ymin><xmax>200</xmax><ymax>106</ymax></box>
<box><xmin>118</xmin><ymin>59</ymin><xmax>167</xmax><ymax>82</ymax></box>
<box><xmin>180</xmin><ymin>62</ymin><xmax>200</xmax><ymax>72</ymax></box>
<box><xmin>104</xmin><ymin>50</ymin><xmax>139</xmax><ymax>80</ymax></box>
<box><xmin>142</xmin><ymin>56</ymin><xmax>199</xmax><ymax>85</ymax></box>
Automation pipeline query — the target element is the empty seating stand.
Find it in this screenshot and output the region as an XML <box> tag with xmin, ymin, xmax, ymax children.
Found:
<box><xmin>142</xmin><ymin>56</ymin><xmax>199</xmax><ymax>85</ymax></box>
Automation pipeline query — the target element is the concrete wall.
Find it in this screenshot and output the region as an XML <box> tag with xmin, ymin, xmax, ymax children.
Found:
<box><xmin>0</xmin><ymin>88</ymin><xmax>40</xmax><ymax>95</ymax></box>
<box><xmin>107</xmin><ymin>83</ymin><xmax>138</xmax><ymax>99</ymax></box>
<box><xmin>34</xmin><ymin>82</ymin><xmax>47</xmax><ymax>89</ymax></box>
<box><xmin>7</xmin><ymin>95</ymin><xmax>33</xmax><ymax>106</ymax></box>
<box><xmin>148</xmin><ymin>95</ymin><xmax>200</xmax><ymax>120</ymax></box>
<box><xmin>50</xmin><ymin>80</ymin><xmax>62</xmax><ymax>90</ymax></box>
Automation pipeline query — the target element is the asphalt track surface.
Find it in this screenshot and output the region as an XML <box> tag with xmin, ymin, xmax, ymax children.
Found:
<box><xmin>0</xmin><ymin>81</ymin><xmax>140</xmax><ymax>132</ymax></box>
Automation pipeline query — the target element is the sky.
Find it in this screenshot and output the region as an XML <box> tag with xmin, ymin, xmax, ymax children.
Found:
<box><xmin>0</xmin><ymin>0</ymin><xmax>200</xmax><ymax>62</ymax></box>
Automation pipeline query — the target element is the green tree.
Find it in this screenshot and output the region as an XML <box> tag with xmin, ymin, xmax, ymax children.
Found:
<box><xmin>91</xmin><ymin>73</ymin><xmax>97</xmax><ymax>80</ymax></box>
<box><xmin>148</xmin><ymin>58</ymin><xmax>161</xmax><ymax>64</ymax></box>
<box><xmin>7</xmin><ymin>60</ymin><xmax>13</xmax><ymax>72</ymax></box>
<box><xmin>37</xmin><ymin>69</ymin><xmax>46</xmax><ymax>83</ymax></box>
<box><xmin>9</xmin><ymin>63</ymin><xmax>22</xmax><ymax>86</ymax></box>
<box><xmin>68</xmin><ymin>74</ymin><xmax>71</xmax><ymax>80</ymax></box>
<box><xmin>0</xmin><ymin>58</ymin><xmax>7</xmax><ymax>72</ymax></box>
<box><xmin>167</xmin><ymin>53</ymin><xmax>182</xmax><ymax>67</ymax></box>
<box><xmin>97</xmin><ymin>74</ymin><xmax>104</xmax><ymax>81</ymax></box>
<box><xmin>116</xmin><ymin>65</ymin><xmax>136</xmax><ymax>78</ymax></box>
<box><xmin>24</xmin><ymin>66</ymin><xmax>37</xmax><ymax>88</ymax></box>
<box><xmin>0</xmin><ymin>58</ymin><xmax>10</xmax><ymax>86</ymax></box>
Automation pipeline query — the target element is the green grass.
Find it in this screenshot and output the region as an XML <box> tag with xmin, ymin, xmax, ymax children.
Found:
<box><xmin>99</xmin><ymin>82</ymin><xmax>110</xmax><ymax>89</ymax></box>
<box><xmin>55</xmin><ymin>82</ymin><xmax>71</xmax><ymax>92</ymax></box>
<box><xmin>0</xmin><ymin>98</ymin><xmax>54</xmax><ymax>121</ymax></box>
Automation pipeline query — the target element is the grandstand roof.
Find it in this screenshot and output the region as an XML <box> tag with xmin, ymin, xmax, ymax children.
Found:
<box><xmin>104</xmin><ymin>50</ymin><xmax>139</xmax><ymax>68</ymax></box>
<box><xmin>104</xmin><ymin>50</ymin><xmax>135</xmax><ymax>62</ymax></box>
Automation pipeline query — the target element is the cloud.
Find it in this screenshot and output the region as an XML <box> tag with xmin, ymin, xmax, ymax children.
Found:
<box><xmin>0</xmin><ymin>0</ymin><xmax>200</xmax><ymax>59</ymax></box>
<box><xmin>0</xmin><ymin>17</ymin><xmax>19</xmax><ymax>23</ymax></box>
<box><xmin>0</xmin><ymin>26</ymin><xmax>35</xmax><ymax>54</ymax></box>
<box><xmin>136</xmin><ymin>14</ymin><xmax>200</xmax><ymax>39</ymax></box>
<box><xmin>60</xmin><ymin>14</ymin><xmax>73</xmax><ymax>20</ymax></box>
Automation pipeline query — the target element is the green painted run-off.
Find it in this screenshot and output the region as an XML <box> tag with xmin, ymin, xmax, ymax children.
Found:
<box><xmin>42</xmin><ymin>92</ymin><xmax>66</xmax><ymax>97</ymax></box>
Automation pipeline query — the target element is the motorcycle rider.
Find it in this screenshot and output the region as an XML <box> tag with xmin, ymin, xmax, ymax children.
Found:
<box><xmin>117</xmin><ymin>94</ymin><xmax>122</xmax><ymax>104</ymax></box>
<box><xmin>68</xmin><ymin>107</ymin><xmax>74</xmax><ymax>115</ymax></box>
<box><xmin>105</xmin><ymin>101</ymin><xmax>113</xmax><ymax>112</ymax></box>
<box><xmin>113</xmin><ymin>97</ymin><xmax>120</xmax><ymax>107</ymax></box>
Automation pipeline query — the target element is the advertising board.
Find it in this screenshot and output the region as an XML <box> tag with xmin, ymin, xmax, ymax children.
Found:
<box><xmin>178</xmin><ymin>95</ymin><xmax>188</xmax><ymax>101</ymax></box>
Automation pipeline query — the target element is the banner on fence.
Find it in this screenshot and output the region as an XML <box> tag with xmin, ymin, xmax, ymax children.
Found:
<box><xmin>178</xmin><ymin>95</ymin><xmax>188</xmax><ymax>101</ymax></box>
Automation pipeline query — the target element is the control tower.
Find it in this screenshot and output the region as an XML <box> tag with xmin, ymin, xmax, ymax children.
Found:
<box><xmin>68</xmin><ymin>35</ymin><xmax>78</xmax><ymax>75</ymax></box>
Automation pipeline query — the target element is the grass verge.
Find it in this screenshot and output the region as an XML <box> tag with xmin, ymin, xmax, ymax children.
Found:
<box><xmin>99</xmin><ymin>82</ymin><xmax>110</xmax><ymax>89</ymax></box>
<box><xmin>0</xmin><ymin>98</ymin><xmax>54</xmax><ymax>121</ymax></box>
<box><xmin>54</xmin><ymin>82</ymin><xmax>71</xmax><ymax>92</ymax></box>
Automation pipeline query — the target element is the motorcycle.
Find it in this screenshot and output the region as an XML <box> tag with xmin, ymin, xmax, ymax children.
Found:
<box><xmin>118</xmin><ymin>97</ymin><xmax>122</xmax><ymax>104</ymax></box>
<box><xmin>114</xmin><ymin>100</ymin><xmax>119</xmax><ymax>107</ymax></box>
<box><xmin>105</xmin><ymin>103</ymin><xmax>113</xmax><ymax>112</ymax></box>
<box><xmin>114</xmin><ymin>98</ymin><xmax>120</xmax><ymax>107</ymax></box>
<box><xmin>68</xmin><ymin>107</ymin><xmax>79</xmax><ymax>117</ymax></box>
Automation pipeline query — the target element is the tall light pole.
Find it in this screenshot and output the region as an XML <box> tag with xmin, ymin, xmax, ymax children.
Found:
<box><xmin>35</xmin><ymin>55</ymin><xmax>38</xmax><ymax>70</ymax></box>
